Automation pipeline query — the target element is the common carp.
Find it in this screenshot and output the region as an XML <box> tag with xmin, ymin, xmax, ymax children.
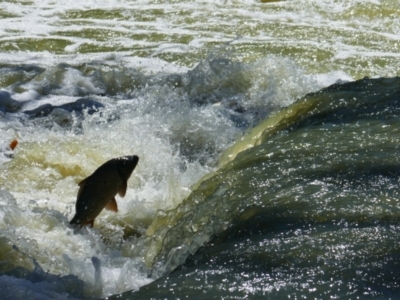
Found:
<box><xmin>70</xmin><ymin>155</ymin><xmax>139</xmax><ymax>227</ymax></box>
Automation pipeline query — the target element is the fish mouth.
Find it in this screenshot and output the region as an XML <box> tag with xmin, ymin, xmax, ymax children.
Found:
<box><xmin>126</xmin><ymin>155</ymin><xmax>139</xmax><ymax>163</ymax></box>
<box><xmin>117</xmin><ymin>155</ymin><xmax>139</xmax><ymax>163</ymax></box>
<box><xmin>120</xmin><ymin>155</ymin><xmax>139</xmax><ymax>167</ymax></box>
<box><xmin>117</xmin><ymin>155</ymin><xmax>139</xmax><ymax>178</ymax></box>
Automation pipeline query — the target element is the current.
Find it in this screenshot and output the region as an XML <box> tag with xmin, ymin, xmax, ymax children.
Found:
<box><xmin>1</xmin><ymin>0</ymin><xmax>400</xmax><ymax>299</ymax></box>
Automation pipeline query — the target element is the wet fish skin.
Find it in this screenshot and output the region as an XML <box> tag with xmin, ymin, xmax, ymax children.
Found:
<box><xmin>69</xmin><ymin>155</ymin><xmax>139</xmax><ymax>227</ymax></box>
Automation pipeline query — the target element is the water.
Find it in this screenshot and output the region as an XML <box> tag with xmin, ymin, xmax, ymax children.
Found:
<box><xmin>0</xmin><ymin>0</ymin><xmax>399</xmax><ymax>299</ymax></box>
<box><xmin>127</xmin><ymin>77</ymin><xmax>400</xmax><ymax>299</ymax></box>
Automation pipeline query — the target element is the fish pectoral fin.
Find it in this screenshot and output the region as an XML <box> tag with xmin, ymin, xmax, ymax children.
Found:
<box><xmin>105</xmin><ymin>197</ymin><xmax>118</xmax><ymax>212</ymax></box>
<box><xmin>118</xmin><ymin>181</ymin><xmax>127</xmax><ymax>197</ymax></box>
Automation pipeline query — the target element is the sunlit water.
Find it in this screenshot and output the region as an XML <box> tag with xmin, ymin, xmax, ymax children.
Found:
<box><xmin>1</xmin><ymin>0</ymin><xmax>400</xmax><ymax>299</ymax></box>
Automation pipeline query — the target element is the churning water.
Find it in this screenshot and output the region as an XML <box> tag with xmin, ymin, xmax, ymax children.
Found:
<box><xmin>1</xmin><ymin>0</ymin><xmax>400</xmax><ymax>299</ymax></box>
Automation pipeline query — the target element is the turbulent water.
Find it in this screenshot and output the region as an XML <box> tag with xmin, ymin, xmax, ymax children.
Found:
<box><xmin>1</xmin><ymin>0</ymin><xmax>400</xmax><ymax>299</ymax></box>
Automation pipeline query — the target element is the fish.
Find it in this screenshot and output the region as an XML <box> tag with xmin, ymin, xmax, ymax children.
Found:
<box><xmin>69</xmin><ymin>155</ymin><xmax>139</xmax><ymax>228</ymax></box>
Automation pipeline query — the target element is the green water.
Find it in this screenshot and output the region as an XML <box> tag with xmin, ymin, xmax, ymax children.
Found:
<box><xmin>1</xmin><ymin>1</ymin><xmax>400</xmax><ymax>79</ymax></box>
<box><xmin>123</xmin><ymin>77</ymin><xmax>400</xmax><ymax>299</ymax></box>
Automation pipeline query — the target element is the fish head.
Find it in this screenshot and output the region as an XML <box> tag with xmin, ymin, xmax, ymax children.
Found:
<box><xmin>116</xmin><ymin>155</ymin><xmax>139</xmax><ymax>180</ymax></box>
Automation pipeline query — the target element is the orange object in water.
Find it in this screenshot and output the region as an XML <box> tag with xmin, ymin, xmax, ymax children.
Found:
<box><xmin>9</xmin><ymin>139</ymin><xmax>18</xmax><ymax>150</ymax></box>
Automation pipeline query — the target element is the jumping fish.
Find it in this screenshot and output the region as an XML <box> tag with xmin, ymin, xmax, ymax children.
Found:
<box><xmin>70</xmin><ymin>155</ymin><xmax>139</xmax><ymax>227</ymax></box>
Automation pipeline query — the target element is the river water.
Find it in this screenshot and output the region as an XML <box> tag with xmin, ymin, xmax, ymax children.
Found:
<box><xmin>1</xmin><ymin>0</ymin><xmax>399</xmax><ymax>299</ymax></box>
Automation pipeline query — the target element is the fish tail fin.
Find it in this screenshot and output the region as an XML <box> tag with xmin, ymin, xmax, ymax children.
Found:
<box><xmin>69</xmin><ymin>216</ymin><xmax>79</xmax><ymax>226</ymax></box>
<box><xmin>70</xmin><ymin>216</ymin><xmax>87</xmax><ymax>228</ymax></box>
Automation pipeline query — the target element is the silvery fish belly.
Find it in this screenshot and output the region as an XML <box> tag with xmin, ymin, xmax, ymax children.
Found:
<box><xmin>70</xmin><ymin>155</ymin><xmax>139</xmax><ymax>227</ymax></box>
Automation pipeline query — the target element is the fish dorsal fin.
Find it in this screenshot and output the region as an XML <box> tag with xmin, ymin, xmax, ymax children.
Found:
<box><xmin>118</xmin><ymin>181</ymin><xmax>127</xmax><ymax>197</ymax></box>
<box><xmin>77</xmin><ymin>178</ymin><xmax>88</xmax><ymax>198</ymax></box>
<box><xmin>105</xmin><ymin>197</ymin><xmax>118</xmax><ymax>212</ymax></box>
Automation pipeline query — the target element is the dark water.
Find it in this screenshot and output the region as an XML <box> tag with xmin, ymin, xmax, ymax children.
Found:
<box><xmin>115</xmin><ymin>77</ymin><xmax>400</xmax><ymax>299</ymax></box>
